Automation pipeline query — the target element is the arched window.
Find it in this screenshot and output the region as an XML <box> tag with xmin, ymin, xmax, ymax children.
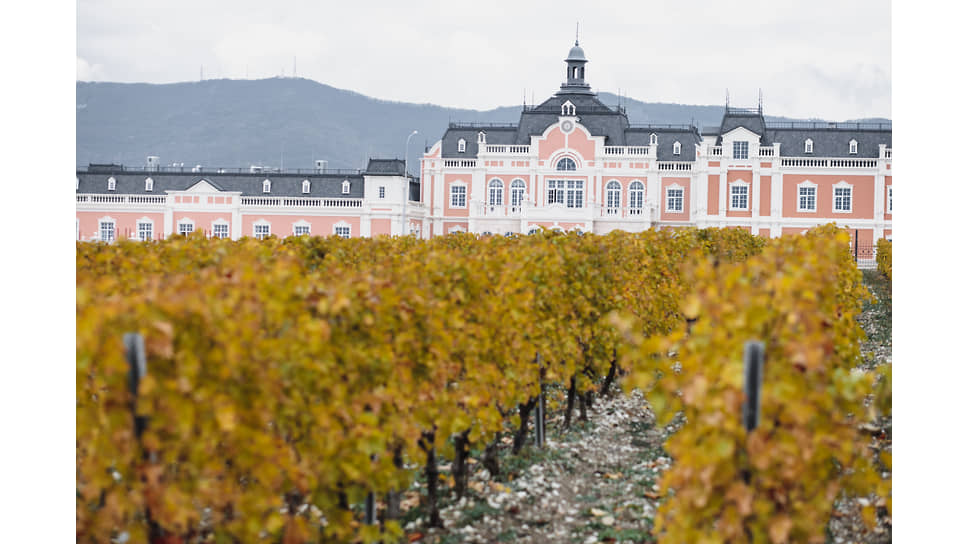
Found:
<box><xmin>107</xmin><ymin>177</ymin><xmax>116</xmax><ymax>191</ymax></box>
<box><xmin>561</xmin><ymin>100</ymin><xmax>575</xmax><ymax>116</ymax></box>
<box><xmin>804</xmin><ymin>139</ymin><xmax>814</xmax><ymax>153</ymax></box>
<box><xmin>556</xmin><ymin>157</ymin><xmax>577</xmax><ymax>171</ymax></box>
<box><xmin>302</xmin><ymin>179</ymin><xmax>311</xmax><ymax>194</ymax></box>
<box><xmin>629</xmin><ymin>181</ymin><xmax>645</xmax><ymax>214</ymax></box>
<box><xmin>145</xmin><ymin>177</ymin><xmax>154</xmax><ymax>192</ymax></box>
<box><xmin>262</xmin><ymin>179</ymin><xmax>271</xmax><ymax>193</ymax></box>
<box><xmin>849</xmin><ymin>139</ymin><xmax>858</xmax><ymax>154</ymax></box>
<box><xmin>457</xmin><ymin>138</ymin><xmax>466</xmax><ymax>153</ymax></box>
<box><xmin>673</xmin><ymin>141</ymin><xmax>681</xmax><ymax>156</ymax></box>
<box><xmin>606</xmin><ymin>181</ymin><xmax>621</xmax><ymax>214</ymax></box>
<box><xmin>481</xmin><ymin>231</ymin><xmax>493</xmax><ymax>237</ymax></box>
<box><xmin>649</xmin><ymin>133</ymin><xmax>658</xmax><ymax>145</ymax></box>
<box><xmin>527</xmin><ymin>225</ymin><xmax>541</xmax><ymax>235</ymax></box>
<box><xmin>488</xmin><ymin>179</ymin><xmax>504</xmax><ymax>208</ymax></box>
<box><xmin>478</xmin><ymin>131</ymin><xmax>486</xmax><ymax>144</ymax></box>
<box><xmin>510</xmin><ymin>179</ymin><xmax>526</xmax><ymax>211</ymax></box>
<box><xmin>341</xmin><ymin>179</ymin><xmax>350</xmax><ymax>194</ymax></box>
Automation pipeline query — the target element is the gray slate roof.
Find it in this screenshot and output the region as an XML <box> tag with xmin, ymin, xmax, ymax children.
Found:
<box><xmin>765</xmin><ymin>129</ymin><xmax>891</xmax><ymax>158</ymax></box>
<box><xmin>626</xmin><ymin>127</ymin><xmax>702</xmax><ymax>161</ymax></box>
<box><xmin>76</xmin><ymin>169</ymin><xmax>367</xmax><ymax>198</ymax></box>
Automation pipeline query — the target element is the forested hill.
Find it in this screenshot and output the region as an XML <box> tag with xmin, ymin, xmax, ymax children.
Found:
<box><xmin>75</xmin><ymin>78</ymin><xmax>889</xmax><ymax>171</ymax></box>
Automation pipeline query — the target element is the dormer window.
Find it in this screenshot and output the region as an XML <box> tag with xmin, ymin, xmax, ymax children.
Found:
<box><xmin>302</xmin><ymin>179</ymin><xmax>311</xmax><ymax>194</ymax></box>
<box><xmin>849</xmin><ymin>139</ymin><xmax>858</xmax><ymax>154</ymax></box>
<box><xmin>649</xmin><ymin>133</ymin><xmax>658</xmax><ymax>146</ymax></box>
<box><xmin>145</xmin><ymin>177</ymin><xmax>154</xmax><ymax>192</ymax></box>
<box><xmin>341</xmin><ymin>179</ymin><xmax>350</xmax><ymax>194</ymax></box>
<box><xmin>263</xmin><ymin>179</ymin><xmax>271</xmax><ymax>193</ymax></box>
<box><xmin>673</xmin><ymin>141</ymin><xmax>681</xmax><ymax>156</ymax></box>
<box><xmin>107</xmin><ymin>177</ymin><xmax>116</xmax><ymax>191</ymax></box>
<box><xmin>561</xmin><ymin>100</ymin><xmax>576</xmax><ymax>116</ymax></box>
<box><xmin>478</xmin><ymin>131</ymin><xmax>486</xmax><ymax>144</ymax></box>
<box><xmin>457</xmin><ymin>138</ymin><xmax>466</xmax><ymax>153</ymax></box>
<box><xmin>804</xmin><ymin>139</ymin><xmax>814</xmax><ymax>154</ymax></box>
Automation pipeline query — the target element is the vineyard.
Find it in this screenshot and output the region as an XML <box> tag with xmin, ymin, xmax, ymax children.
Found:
<box><xmin>76</xmin><ymin>226</ymin><xmax>891</xmax><ymax>543</ymax></box>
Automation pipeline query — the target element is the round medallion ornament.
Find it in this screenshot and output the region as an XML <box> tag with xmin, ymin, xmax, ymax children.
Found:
<box><xmin>561</xmin><ymin>120</ymin><xmax>574</xmax><ymax>133</ymax></box>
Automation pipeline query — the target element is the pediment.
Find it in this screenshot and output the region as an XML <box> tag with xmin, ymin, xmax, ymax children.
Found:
<box><xmin>721</xmin><ymin>126</ymin><xmax>762</xmax><ymax>142</ymax></box>
<box><xmin>184</xmin><ymin>179</ymin><xmax>222</xmax><ymax>193</ymax></box>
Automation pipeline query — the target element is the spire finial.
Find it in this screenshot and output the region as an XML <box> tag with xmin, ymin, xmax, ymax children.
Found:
<box><xmin>576</xmin><ymin>22</ymin><xmax>579</xmax><ymax>45</ymax></box>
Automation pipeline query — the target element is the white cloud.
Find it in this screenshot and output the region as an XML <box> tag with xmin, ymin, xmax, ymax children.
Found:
<box><xmin>76</xmin><ymin>56</ymin><xmax>105</xmax><ymax>81</ymax></box>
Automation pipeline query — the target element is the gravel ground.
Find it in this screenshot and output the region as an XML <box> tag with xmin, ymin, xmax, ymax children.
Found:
<box><xmin>402</xmin><ymin>270</ymin><xmax>892</xmax><ymax>544</ymax></box>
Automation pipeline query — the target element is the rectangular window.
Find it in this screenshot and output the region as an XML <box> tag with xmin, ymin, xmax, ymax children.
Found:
<box><xmin>335</xmin><ymin>225</ymin><xmax>351</xmax><ymax>239</ymax></box>
<box><xmin>730</xmin><ymin>185</ymin><xmax>749</xmax><ymax>210</ymax></box>
<box><xmin>888</xmin><ymin>186</ymin><xmax>892</xmax><ymax>214</ymax></box>
<box><xmin>666</xmin><ymin>188</ymin><xmax>684</xmax><ymax>213</ymax></box>
<box><xmin>566</xmin><ymin>180</ymin><xmax>584</xmax><ymax>208</ymax></box>
<box><xmin>99</xmin><ymin>221</ymin><xmax>115</xmax><ymax>242</ymax></box>
<box><xmin>137</xmin><ymin>222</ymin><xmax>153</xmax><ymax>241</ymax></box>
<box><xmin>450</xmin><ymin>185</ymin><xmax>466</xmax><ymax>207</ymax></box>
<box><xmin>547</xmin><ymin>180</ymin><xmax>566</xmax><ymax>205</ymax></box>
<box><xmin>798</xmin><ymin>186</ymin><xmax>817</xmax><ymax>212</ymax></box>
<box><xmin>213</xmin><ymin>223</ymin><xmax>229</xmax><ymax>239</ymax></box>
<box><xmin>834</xmin><ymin>187</ymin><xmax>852</xmax><ymax>212</ymax></box>
<box><xmin>294</xmin><ymin>225</ymin><xmax>310</xmax><ymax>236</ymax></box>
<box><xmin>379</xmin><ymin>186</ymin><xmax>386</xmax><ymax>199</ymax></box>
<box><xmin>254</xmin><ymin>224</ymin><xmax>270</xmax><ymax>239</ymax></box>
<box><xmin>733</xmin><ymin>141</ymin><xmax>749</xmax><ymax>160</ymax></box>
<box><xmin>178</xmin><ymin>222</ymin><xmax>194</xmax><ymax>236</ymax></box>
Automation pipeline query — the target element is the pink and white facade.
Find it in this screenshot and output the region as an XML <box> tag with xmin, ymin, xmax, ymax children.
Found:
<box><xmin>77</xmin><ymin>40</ymin><xmax>891</xmax><ymax>258</ymax></box>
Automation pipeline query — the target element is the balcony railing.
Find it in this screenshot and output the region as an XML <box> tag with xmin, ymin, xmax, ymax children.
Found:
<box><xmin>483</xmin><ymin>145</ymin><xmax>530</xmax><ymax>154</ymax></box>
<box><xmin>708</xmin><ymin>146</ymin><xmax>723</xmax><ymax>156</ymax></box>
<box><xmin>780</xmin><ymin>157</ymin><xmax>878</xmax><ymax>169</ymax></box>
<box><xmin>241</xmin><ymin>197</ymin><xmax>363</xmax><ymax>208</ymax></box>
<box><xmin>603</xmin><ymin>146</ymin><xmax>652</xmax><ymax>157</ymax></box>
<box><xmin>757</xmin><ymin>147</ymin><xmax>775</xmax><ymax>157</ymax></box>
<box><xmin>443</xmin><ymin>159</ymin><xmax>478</xmax><ymax>168</ymax></box>
<box><xmin>657</xmin><ymin>162</ymin><xmax>694</xmax><ymax>172</ymax></box>
<box><xmin>600</xmin><ymin>206</ymin><xmax>647</xmax><ymax>218</ymax></box>
<box><xmin>77</xmin><ymin>194</ymin><xmax>166</xmax><ymax>204</ymax></box>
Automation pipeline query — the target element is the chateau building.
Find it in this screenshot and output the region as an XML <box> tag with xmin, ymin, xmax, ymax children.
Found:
<box><xmin>76</xmin><ymin>40</ymin><xmax>892</xmax><ymax>254</ymax></box>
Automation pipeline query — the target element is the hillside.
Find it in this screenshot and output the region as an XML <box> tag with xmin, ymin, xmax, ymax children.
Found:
<box><xmin>75</xmin><ymin>78</ymin><xmax>887</xmax><ymax>171</ymax></box>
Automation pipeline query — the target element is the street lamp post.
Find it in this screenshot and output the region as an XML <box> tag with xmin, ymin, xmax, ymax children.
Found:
<box><xmin>404</xmin><ymin>130</ymin><xmax>418</xmax><ymax>236</ymax></box>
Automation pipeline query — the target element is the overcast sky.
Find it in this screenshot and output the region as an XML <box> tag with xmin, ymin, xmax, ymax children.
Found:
<box><xmin>77</xmin><ymin>0</ymin><xmax>891</xmax><ymax>121</ymax></box>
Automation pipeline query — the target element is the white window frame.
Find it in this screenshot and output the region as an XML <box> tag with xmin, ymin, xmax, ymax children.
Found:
<box><xmin>649</xmin><ymin>133</ymin><xmax>658</xmax><ymax>145</ymax></box>
<box><xmin>833</xmin><ymin>181</ymin><xmax>853</xmax><ymax>213</ymax></box>
<box><xmin>888</xmin><ymin>186</ymin><xmax>892</xmax><ymax>214</ymax></box>
<box><xmin>665</xmin><ymin>185</ymin><xmax>684</xmax><ymax>213</ymax></box>
<box><xmin>804</xmin><ymin>139</ymin><xmax>814</xmax><ymax>154</ymax></box>
<box><xmin>561</xmin><ymin>100</ymin><xmax>576</xmax><ymax>116</ymax></box>
<box><xmin>510</xmin><ymin>179</ymin><xmax>526</xmax><ymax>211</ymax></box>
<box><xmin>527</xmin><ymin>225</ymin><xmax>541</xmax><ymax>235</ymax></box>
<box><xmin>293</xmin><ymin>220</ymin><xmax>311</xmax><ymax>236</ymax></box>
<box><xmin>448</xmin><ymin>225</ymin><xmax>467</xmax><ymax>234</ymax></box>
<box><xmin>605</xmin><ymin>180</ymin><xmax>621</xmax><ymax>213</ymax></box>
<box><xmin>98</xmin><ymin>218</ymin><xmax>116</xmax><ymax>242</ymax></box>
<box><xmin>379</xmin><ymin>186</ymin><xmax>386</xmax><ymax>199</ymax></box>
<box><xmin>253</xmin><ymin>221</ymin><xmax>271</xmax><ymax>239</ymax></box>
<box><xmin>555</xmin><ymin>157</ymin><xmax>577</xmax><ymax>171</ymax></box>
<box><xmin>457</xmin><ymin>138</ymin><xmax>466</xmax><ymax>153</ymax></box>
<box><xmin>177</xmin><ymin>219</ymin><xmax>195</xmax><ymax>236</ymax></box>
<box><xmin>629</xmin><ymin>181</ymin><xmax>645</xmax><ymax>214</ymax></box>
<box><xmin>262</xmin><ymin>179</ymin><xmax>271</xmax><ymax>193</ymax></box>
<box><xmin>450</xmin><ymin>183</ymin><xmax>467</xmax><ymax>208</ymax></box>
<box><xmin>673</xmin><ymin>141</ymin><xmax>681</xmax><ymax>156</ymax></box>
<box><xmin>478</xmin><ymin>131</ymin><xmax>486</xmax><ymax>144</ymax></box>
<box><xmin>797</xmin><ymin>181</ymin><xmax>818</xmax><ymax>213</ymax></box>
<box><xmin>733</xmin><ymin>141</ymin><xmax>749</xmax><ymax>160</ymax></box>
<box><xmin>136</xmin><ymin>219</ymin><xmax>154</xmax><ymax>242</ymax></box>
<box><xmin>107</xmin><ymin>176</ymin><xmax>116</xmax><ymax>191</ymax></box>
<box><xmin>849</xmin><ymin>139</ymin><xmax>858</xmax><ymax>154</ymax></box>
<box><xmin>488</xmin><ymin>179</ymin><xmax>504</xmax><ymax>208</ymax></box>
<box><xmin>729</xmin><ymin>181</ymin><xmax>749</xmax><ymax>211</ymax></box>
<box><xmin>341</xmin><ymin>179</ymin><xmax>351</xmax><ymax>194</ymax></box>
<box><xmin>211</xmin><ymin>220</ymin><xmax>230</xmax><ymax>239</ymax></box>
<box><xmin>145</xmin><ymin>177</ymin><xmax>154</xmax><ymax>192</ymax></box>
<box><xmin>333</xmin><ymin>222</ymin><xmax>351</xmax><ymax>238</ymax></box>
<box><xmin>302</xmin><ymin>179</ymin><xmax>311</xmax><ymax>194</ymax></box>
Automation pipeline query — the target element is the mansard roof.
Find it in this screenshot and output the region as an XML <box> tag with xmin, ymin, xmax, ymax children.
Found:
<box><xmin>765</xmin><ymin>126</ymin><xmax>891</xmax><ymax>158</ymax></box>
<box><xmin>715</xmin><ymin>108</ymin><xmax>768</xmax><ymax>144</ymax></box>
<box><xmin>365</xmin><ymin>158</ymin><xmax>406</xmax><ymax>175</ymax></box>
<box><xmin>76</xmin><ymin>168</ymin><xmax>366</xmax><ymax>198</ymax></box>
<box><xmin>625</xmin><ymin>126</ymin><xmax>702</xmax><ymax>161</ymax></box>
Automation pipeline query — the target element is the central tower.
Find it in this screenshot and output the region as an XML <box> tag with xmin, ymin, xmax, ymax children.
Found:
<box><xmin>557</xmin><ymin>40</ymin><xmax>594</xmax><ymax>95</ymax></box>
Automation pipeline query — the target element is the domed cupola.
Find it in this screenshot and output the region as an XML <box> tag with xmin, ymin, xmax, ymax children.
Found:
<box><xmin>558</xmin><ymin>39</ymin><xmax>594</xmax><ymax>95</ymax></box>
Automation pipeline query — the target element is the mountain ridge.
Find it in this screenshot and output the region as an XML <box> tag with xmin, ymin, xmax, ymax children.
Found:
<box><xmin>76</xmin><ymin>78</ymin><xmax>890</xmax><ymax>171</ymax></box>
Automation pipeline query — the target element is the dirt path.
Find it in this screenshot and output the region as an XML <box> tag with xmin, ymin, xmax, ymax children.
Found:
<box><xmin>407</xmin><ymin>390</ymin><xmax>669</xmax><ymax>543</ymax></box>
